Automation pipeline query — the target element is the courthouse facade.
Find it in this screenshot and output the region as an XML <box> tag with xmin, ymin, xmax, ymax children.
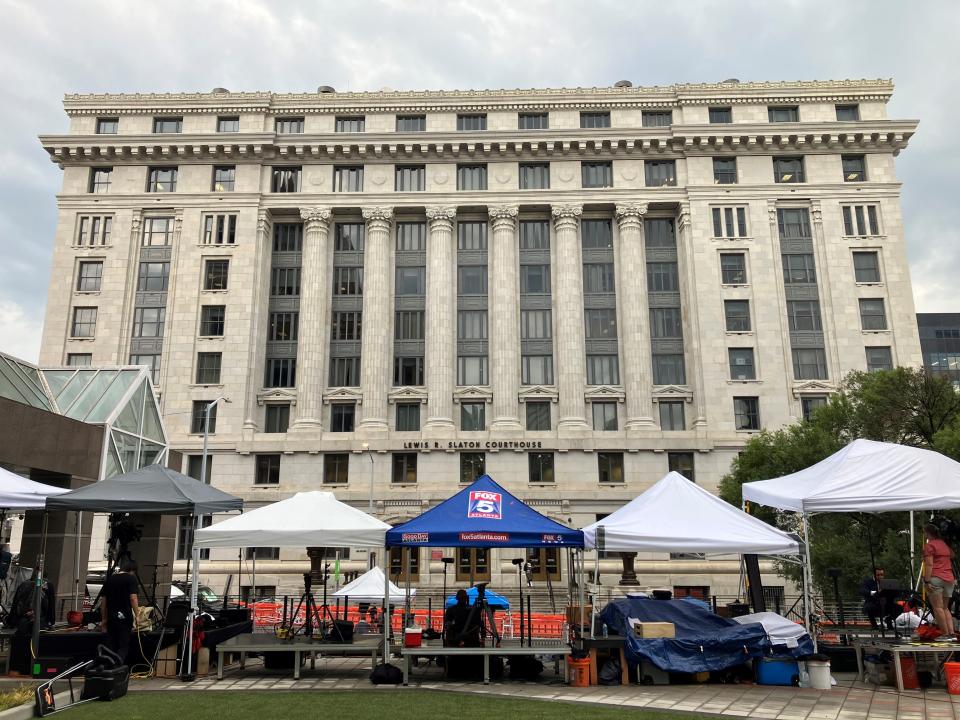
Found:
<box><xmin>38</xmin><ymin>79</ymin><xmax>921</xmax><ymax>597</ymax></box>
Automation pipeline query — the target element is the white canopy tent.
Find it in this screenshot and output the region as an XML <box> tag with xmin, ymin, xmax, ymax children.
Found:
<box><xmin>332</xmin><ymin>566</ymin><xmax>414</xmax><ymax>604</ymax></box>
<box><xmin>0</xmin><ymin>467</ymin><xmax>69</xmax><ymax>509</ymax></box>
<box><xmin>582</xmin><ymin>472</ymin><xmax>801</xmax><ymax>555</ymax></box>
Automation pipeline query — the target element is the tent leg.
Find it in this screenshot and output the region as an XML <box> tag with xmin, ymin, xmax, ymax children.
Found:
<box><xmin>252</xmin><ymin>548</ymin><xmax>256</xmax><ymax>604</ymax></box>
<box><xmin>577</xmin><ymin>549</ymin><xmax>586</xmax><ymax>649</ymax></box>
<box><xmin>909</xmin><ymin>511</ymin><xmax>916</xmax><ymax>581</ymax></box>
<box><xmin>185</xmin><ymin>513</ymin><xmax>201</xmax><ymax>679</ymax></box>
<box><xmin>592</xmin><ymin>549</ymin><xmax>599</xmax><ymax>639</ymax></box>
<box><xmin>801</xmin><ymin>512</ymin><xmax>817</xmax><ymax>653</ymax></box>
<box><xmin>383</xmin><ymin>548</ymin><xmax>390</xmax><ymax>661</ymax></box>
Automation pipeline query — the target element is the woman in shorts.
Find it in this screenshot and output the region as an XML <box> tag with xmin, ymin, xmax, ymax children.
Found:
<box><xmin>923</xmin><ymin>522</ymin><xmax>956</xmax><ymax>641</ymax></box>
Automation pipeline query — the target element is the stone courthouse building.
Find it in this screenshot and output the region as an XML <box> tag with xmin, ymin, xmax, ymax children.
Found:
<box><xmin>37</xmin><ymin>79</ymin><xmax>920</xmax><ymax>600</ymax></box>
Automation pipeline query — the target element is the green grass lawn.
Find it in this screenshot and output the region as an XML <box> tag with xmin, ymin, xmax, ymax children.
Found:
<box><xmin>60</xmin><ymin>690</ymin><xmax>712</xmax><ymax>719</ymax></box>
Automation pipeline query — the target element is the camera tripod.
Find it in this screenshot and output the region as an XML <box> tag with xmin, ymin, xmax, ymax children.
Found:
<box><xmin>96</xmin><ymin>515</ymin><xmax>164</xmax><ymax>622</ymax></box>
<box><xmin>459</xmin><ymin>584</ymin><xmax>501</xmax><ymax>648</ymax></box>
<box><xmin>289</xmin><ymin>573</ymin><xmax>343</xmax><ymax>641</ymax></box>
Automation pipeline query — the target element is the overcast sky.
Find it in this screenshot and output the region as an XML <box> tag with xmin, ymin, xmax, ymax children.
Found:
<box><xmin>1</xmin><ymin>0</ymin><xmax>957</xmax><ymax>362</ymax></box>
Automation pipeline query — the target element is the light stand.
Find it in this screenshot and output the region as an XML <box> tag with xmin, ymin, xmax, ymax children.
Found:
<box><xmin>826</xmin><ymin>568</ymin><xmax>844</xmax><ymax>642</ymax></box>
<box><xmin>441</xmin><ymin>557</ymin><xmax>454</xmax><ymax>633</ymax></box>
<box><xmin>512</xmin><ymin>558</ymin><xmax>525</xmax><ymax>646</ymax></box>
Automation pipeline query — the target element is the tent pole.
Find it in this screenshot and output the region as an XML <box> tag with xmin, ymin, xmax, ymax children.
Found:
<box><xmin>577</xmin><ymin>549</ymin><xmax>586</xmax><ymax>649</ymax></box>
<box><xmin>909</xmin><ymin>510</ymin><xmax>916</xmax><ymax>580</ymax></box>
<box><xmin>383</xmin><ymin>548</ymin><xmax>390</xmax><ymax>661</ymax></box>
<box><xmin>801</xmin><ymin>512</ymin><xmax>816</xmax><ymax>652</ymax></box>
<box><xmin>252</xmin><ymin>548</ymin><xmax>256</xmax><ymax>604</ymax></box>
<box><xmin>592</xmin><ymin>549</ymin><xmax>599</xmax><ymax>639</ymax></box>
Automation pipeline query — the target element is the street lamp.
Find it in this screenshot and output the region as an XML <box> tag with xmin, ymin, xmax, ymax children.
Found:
<box><xmin>184</xmin><ymin>396</ymin><xmax>229</xmax><ymax>681</ymax></box>
<box><xmin>362</xmin><ymin>443</ymin><xmax>375</xmax><ymax>513</ymax></box>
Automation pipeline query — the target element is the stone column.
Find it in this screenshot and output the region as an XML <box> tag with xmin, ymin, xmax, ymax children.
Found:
<box><xmin>423</xmin><ymin>206</ymin><xmax>457</xmax><ymax>435</ymax></box>
<box><xmin>357</xmin><ymin>206</ymin><xmax>394</xmax><ymax>434</ymax></box>
<box><xmin>676</xmin><ymin>204</ymin><xmax>707</xmax><ymax>429</ymax></box>
<box><xmin>551</xmin><ymin>204</ymin><xmax>589</xmax><ymax>433</ymax></box>
<box><xmin>488</xmin><ymin>205</ymin><xmax>521</xmax><ymax>432</ymax></box>
<box><xmin>615</xmin><ymin>203</ymin><xmax>656</xmax><ymax>431</ymax></box>
<box><xmin>243</xmin><ymin>211</ymin><xmax>273</xmax><ymax>438</ymax></box>
<box><xmin>290</xmin><ymin>206</ymin><xmax>332</xmax><ymax>431</ymax></box>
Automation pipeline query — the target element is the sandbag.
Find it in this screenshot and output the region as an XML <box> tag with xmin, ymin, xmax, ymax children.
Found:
<box><xmin>370</xmin><ymin>662</ymin><xmax>403</xmax><ymax>685</ymax></box>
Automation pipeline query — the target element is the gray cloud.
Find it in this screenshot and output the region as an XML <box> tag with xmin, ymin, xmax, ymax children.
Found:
<box><xmin>1</xmin><ymin>0</ymin><xmax>957</xmax><ymax>362</ymax></box>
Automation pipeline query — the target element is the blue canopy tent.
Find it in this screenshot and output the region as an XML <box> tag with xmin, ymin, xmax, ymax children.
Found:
<box><xmin>445</xmin><ymin>586</ymin><xmax>510</xmax><ymax>610</ymax></box>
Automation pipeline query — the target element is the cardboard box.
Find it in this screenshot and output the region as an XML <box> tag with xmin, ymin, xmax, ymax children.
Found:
<box><xmin>566</xmin><ymin>605</ymin><xmax>593</xmax><ymax>625</ymax></box>
<box><xmin>154</xmin><ymin>644</ymin><xmax>178</xmax><ymax>679</ymax></box>
<box><xmin>633</xmin><ymin>622</ymin><xmax>675</xmax><ymax>639</ymax></box>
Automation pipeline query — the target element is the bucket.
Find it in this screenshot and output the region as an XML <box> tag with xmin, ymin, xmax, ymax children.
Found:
<box><xmin>898</xmin><ymin>657</ymin><xmax>919</xmax><ymax>690</ymax></box>
<box><xmin>806</xmin><ymin>659</ymin><xmax>831</xmax><ymax>691</ymax></box>
<box><xmin>403</xmin><ymin>627</ymin><xmax>423</xmax><ymax>648</ymax></box>
<box><xmin>567</xmin><ymin>656</ymin><xmax>590</xmax><ymax>687</ymax></box>
<box><xmin>945</xmin><ymin>662</ymin><xmax>960</xmax><ymax>695</ymax></box>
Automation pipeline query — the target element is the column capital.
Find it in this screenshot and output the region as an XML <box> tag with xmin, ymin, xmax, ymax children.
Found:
<box><xmin>677</xmin><ymin>202</ymin><xmax>692</xmax><ymax>232</ymax></box>
<box><xmin>257</xmin><ymin>210</ymin><xmax>272</xmax><ymax>235</ymax></box>
<box><xmin>810</xmin><ymin>200</ymin><xmax>823</xmax><ymax>226</ymax></box>
<box><xmin>361</xmin><ymin>206</ymin><xmax>394</xmax><ymax>224</ymax></box>
<box><xmin>551</xmin><ymin>203</ymin><xmax>582</xmax><ymax>228</ymax></box>
<box><xmin>488</xmin><ymin>204</ymin><xmax>519</xmax><ymax>226</ymax></box>
<box><xmin>299</xmin><ymin>206</ymin><xmax>332</xmax><ymax>229</ymax></box>
<box><xmin>426</xmin><ymin>205</ymin><xmax>457</xmax><ymax>223</ymax></box>
<box><xmin>615</xmin><ymin>202</ymin><xmax>648</xmax><ymax>223</ymax></box>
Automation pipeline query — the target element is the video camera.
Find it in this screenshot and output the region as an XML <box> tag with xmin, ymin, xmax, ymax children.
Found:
<box><xmin>930</xmin><ymin>515</ymin><xmax>960</xmax><ymax>545</ymax></box>
<box><xmin>107</xmin><ymin>515</ymin><xmax>143</xmax><ymax>548</ymax></box>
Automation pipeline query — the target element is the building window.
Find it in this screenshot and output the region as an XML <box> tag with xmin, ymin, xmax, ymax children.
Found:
<box><xmin>334</xmin><ymin>267</ymin><xmax>363</xmax><ymax>295</ymax></box>
<box><xmin>66</xmin><ymin>353</ymin><xmax>92</xmax><ymax>367</ymax></box>
<box><xmin>659</xmin><ymin>401</ymin><xmax>685</xmax><ymax>430</ymax></box>
<box><xmin>842</xmin><ymin>155</ymin><xmax>867</xmax><ymax>182</ymax></box>
<box><xmin>177</xmin><ymin>516</ymin><xmax>212</xmax><ymax>561</ymax></box>
<box><xmin>212</xmin><ymin>166</ymin><xmax>236</xmax><ymax>192</ymax></box>
<box><xmin>217</xmin><ymin>116</ymin><xmax>239</xmax><ymax>132</ymax></box>
<box><xmin>333</xmin><ymin>166</ymin><xmax>364</xmax><ymax>192</ymax></box>
<box><xmin>265</xmin><ymin>358</ymin><xmax>296</xmax><ymax>387</ymax></box>
<box><xmin>96</xmin><ymin>118</ymin><xmax>118</xmax><ymax>134</ymax></box>
<box><xmin>274</xmin><ymin>223</ymin><xmax>303</xmax><ymax>252</ymax></box>
<box><xmin>255</xmin><ymin>454</ymin><xmax>281</xmax><ymax>484</ymax></box>
<box><xmin>204</xmin><ymin>259</ymin><xmax>229</xmax><ymax>290</ymax></box>
<box><xmin>729</xmin><ymin>348</ymin><xmax>756</xmax><ymax>380</ymax></box>
<box><xmin>335</xmin><ymin>116</ymin><xmax>365</xmax><ymax>133</ymax></box>
<box><xmin>141</xmin><ymin>217</ymin><xmax>172</xmax><ymax>246</ymax></box>
<box><xmin>777</xmin><ymin>208</ymin><xmax>812</xmax><ymax>239</ymax></box>
<box><xmin>199</xmin><ymin>305</ymin><xmax>225</xmax><ymax>336</ymax></box>
<box><xmin>153</xmin><ymin>116</ymin><xmax>182</xmax><ymax>133</ymax></box>
<box><xmin>520</xmin><ymin>310</ymin><xmax>552</xmax><ymax>339</ymax></box>
<box><xmin>645</xmin><ymin>262</ymin><xmax>677</xmax><ymax>292</ymax></box>
<box><xmin>520</xmin><ymin>220</ymin><xmax>549</xmax><ymax>249</ymax></box>
<box><xmin>136</xmin><ymin>261</ymin><xmax>169</xmax><ymax>292</ymax></box>
<box><xmin>586</xmin><ymin>354</ymin><xmax>619</xmax><ymax>385</ymax></box>
<box><xmin>130</xmin><ymin>354</ymin><xmax>161</xmax><ymax>384</ymax></box>
<box><xmin>585</xmin><ymin>308</ymin><xmax>620</xmax><ymax>339</ymax></box>
<box><xmin>520</xmin><ymin>264</ymin><xmax>551</xmax><ymax>294</ymax></box>
<box><xmin>460</xmin><ymin>453</ymin><xmax>485</xmax><ymax>484</ymax></box>
<box><xmin>712</xmin><ymin>158</ymin><xmax>737</xmax><ymax>185</ymax></box>
<box><xmin>668</xmin><ymin>452</ymin><xmax>695</xmax><ymax>481</ymax></box>
<box><xmin>801</xmin><ymin>396</ymin><xmax>828</xmax><ymax>421</ymax></box>
<box><xmin>519</xmin><ymin>163</ymin><xmax>550</xmax><ymax>190</ymax></box>
<box><xmin>581</xmin><ymin>162</ymin><xmax>613</xmax><ymax>188</ymax></box>
<box><xmin>264</xmin><ymin>404</ymin><xmax>290</xmax><ymax>433</ymax></box>
<box><xmin>330</xmin><ymin>311</ymin><xmax>362</xmax><ymax>342</ymax></box>
<box><xmin>147</xmin><ymin>167</ymin><xmax>177</xmax><ymax>192</ymax></box>
<box><xmin>529</xmin><ymin>452</ymin><xmax>554</xmax><ymax>483</ymax></box>
<box><xmin>521</xmin><ymin>355</ymin><xmax>554</xmax><ymax>385</ymax></box>
<box><xmin>782</xmin><ymin>253</ymin><xmax>817</xmax><ymax>284</ymax></box>
<box><xmin>271</xmin><ymin>167</ymin><xmax>301</xmax><ymax>192</ymax></box>
<box><xmin>457</xmin><ymin>310</ymin><xmax>488</xmax><ymax>340</ymax></box>
<box><xmin>734</xmin><ymin>397</ymin><xmax>760</xmax><ymax>430</ymax></box>
<box><xmin>245</xmin><ymin>547</ymin><xmax>279</xmax><ymax>561</ymax></box>
<box><xmin>323</xmin><ymin>454</ymin><xmax>349</xmax><ymax>484</ymax></box>
<box><xmin>457</xmin><ymin>356</ymin><xmax>488</xmax><ymax>386</ymax></box>
<box><xmin>396</xmin><ymin>115</ymin><xmax>426</xmax><ymax>132</ymax></box>
<box><xmin>334</xmin><ymin>222</ymin><xmax>364</xmax><ymax>251</ymax></box>
<box><xmin>598</xmin><ymin>452</ymin><xmax>624</xmax><ymax>483</ymax></box>
<box><xmin>720</xmin><ymin>253</ymin><xmax>747</xmax><ymax>285</ymax></box>
<box><xmin>457</xmin><ymin>164</ymin><xmax>487</xmax><ymax>191</ymax></box>
<box><xmin>76</xmin><ymin>261</ymin><xmax>103</xmax><ymax>292</ymax></box>
<box><xmin>859</xmin><ymin>299</ymin><xmax>888</xmax><ymax>330</ymax></box>
<box><xmin>786</xmin><ymin>300</ymin><xmax>823</xmax><ymax>331</ymax></box>
<box><xmin>458</xmin><ymin>221</ymin><xmax>488</xmax><ymax>250</ymax></box>
<box><xmin>461</xmin><ymin>402</ymin><xmax>486</xmax><ymax>431</ymax></box>
<box><xmin>396</xmin><ymin>266</ymin><xmax>426</xmax><ymax>295</ymax></box>
<box><xmin>457</xmin><ymin>266</ymin><xmax>488</xmax><ymax>295</ymax></box>
<box><xmin>592</xmin><ymin>402</ymin><xmax>618</xmax><ymax>431</ymax></box>
<box><xmin>202</xmin><ymin>214</ymin><xmax>237</xmax><ymax>245</ymax></box>
<box><xmin>866</xmin><ymin>346</ymin><xmax>893</xmax><ymax>372</ymax></box>
<box><xmin>724</xmin><ymin>300</ymin><xmax>751</xmax><ymax>332</ymax></box>
<box><xmin>653</xmin><ymin>354</ymin><xmax>686</xmax><ymax>385</ymax></box>
<box><xmin>396</xmin><ymin>403</ymin><xmax>420</xmax><ymax>431</ymax></box>
<box><xmin>457</xmin><ymin>114</ymin><xmax>487</xmax><ymax>131</ymax></box>
<box><xmin>709</xmin><ymin>107</ymin><xmax>732</xmax><ymax>123</ymax></box>
<box><xmin>642</xmin><ymin>110</ymin><xmax>672</xmax><ymax>127</ymax></box>
<box><xmin>836</xmin><ymin>104</ymin><xmax>860</xmax><ymax>121</ymax></box>
<box><xmin>89</xmin><ymin>168</ymin><xmax>112</xmax><ymax>193</ymax></box>
<box><xmin>768</xmin><ymin>106</ymin><xmax>799</xmax><ymax>123</ymax></box>
<box><xmin>329</xmin><ymin>357</ymin><xmax>361</xmax><ymax>386</ymax></box>
<box><xmin>853</xmin><ymin>251</ymin><xmax>881</xmax><ymax>283</ymax></box>
<box><xmin>645</xmin><ymin>160</ymin><xmax>677</xmax><ymax>187</ymax></box>
<box><xmin>195</xmin><ymin>352</ymin><xmax>222</xmax><ymax>384</ymax></box>
<box><xmin>526</xmin><ymin>401</ymin><xmax>551</xmax><ymax>431</ymax></box>
<box><xmin>395</xmin><ymin>310</ymin><xmax>424</xmax><ymax>340</ymax></box>
<box><xmin>581</xmin><ymin>219</ymin><xmax>613</xmax><ymax>249</ymax></box>
<box><xmin>395</xmin><ymin>165</ymin><xmax>425</xmax><ymax>191</ymax></box>
<box><xmin>712</xmin><ymin>207</ymin><xmax>748</xmax><ymax>239</ymax></box>
<box><xmin>773</xmin><ymin>157</ymin><xmax>805</xmax><ymax>183</ymax></box>
<box><xmin>842</xmin><ymin>204</ymin><xmax>880</xmax><ymax>236</ymax></box>
<box><xmin>269</xmin><ymin>312</ymin><xmax>299</xmax><ymax>341</ymax></box>
<box><xmin>275</xmin><ymin>117</ymin><xmax>304</xmax><ymax>133</ymax></box>
<box><xmin>77</xmin><ymin>215</ymin><xmax>113</xmax><ymax>246</ymax></box>
<box><xmin>792</xmin><ymin>348</ymin><xmax>828</xmax><ymax>380</ymax></box>
<box><xmin>191</xmin><ymin>400</ymin><xmax>217</xmax><ymax>434</ymax></box>
<box><xmin>392</xmin><ymin>453</ymin><xmax>417</xmax><ymax>483</ymax></box>
<box><xmin>393</xmin><ymin>356</ymin><xmax>425</xmax><ymax>386</ymax></box>
<box><xmin>330</xmin><ymin>404</ymin><xmax>356</xmax><ymax>432</ymax></box>
<box><xmin>518</xmin><ymin>112</ymin><xmax>549</xmax><ymax>129</ymax></box>
<box><xmin>132</xmin><ymin>307</ymin><xmax>165</xmax><ymax>338</ymax></box>
<box><xmin>649</xmin><ymin>308</ymin><xmax>682</xmax><ymax>339</ymax></box>
<box><xmin>580</xmin><ymin>112</ymin><xmax>610</xmax><ymax>129</ymax></box>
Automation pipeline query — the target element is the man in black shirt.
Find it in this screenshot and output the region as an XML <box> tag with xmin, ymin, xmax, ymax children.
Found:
<box><xmin>101</xmin><ymin>560</ymin><xmax>139</xmax><ymax>662</ymax></box>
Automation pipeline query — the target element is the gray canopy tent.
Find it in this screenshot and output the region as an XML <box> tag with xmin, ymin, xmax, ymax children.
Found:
<box><xmin>45</xmin><ymin>464</ymin><xmax>243</xmax><ymax>677</ymax></box>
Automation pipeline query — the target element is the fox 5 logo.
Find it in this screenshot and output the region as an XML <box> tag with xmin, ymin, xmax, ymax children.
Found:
<box><xmin>468</xmin><ymin>490</ymin><xmax>502</xmax><ymax>519</ymax></box>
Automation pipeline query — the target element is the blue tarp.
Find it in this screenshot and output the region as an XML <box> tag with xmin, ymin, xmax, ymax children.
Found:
<box><xmin>444</xmin><ymin>586</ymin><xmax>511</xmax><ymax>610</ymax></box>
<box><xmin>601</xmin><ymin>598</ymin><xmax>773</xmax><ymax>674</ymax></box>
<box><xmin>385</xmin><ymin>475</ymin><xmax>584</xmax><ymax>548</ymax></box>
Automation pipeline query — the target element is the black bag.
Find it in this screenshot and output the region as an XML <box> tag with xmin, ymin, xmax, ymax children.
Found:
<box><xmin>599</xmin><ymin>656</ymin><xmax>622</xmax><ymax>685</ymax></box>
<box><xmin>370</xmin><ymin>662</ymin><xmax>403</xmax><ymax>685</ymax></box>
<box><xmin>508</xmin><ymin>656</ymin><xmax>544</xmax><ymax>680</ymax></box>
<box><xmin>81</xmin><ymin>665</ymin><xmax>130</xmax><ymax>701</ymax></box>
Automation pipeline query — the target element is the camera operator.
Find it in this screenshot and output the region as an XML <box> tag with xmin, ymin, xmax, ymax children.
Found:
<box><xmin>923</xmin><ymin>522</ymin><xmax>956</xmax><ymax>641</ymax></box>
<box><xmin>101</xmin><ymin>559</ymin><xmax>139</xmax><ymax>661</ymax></box>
